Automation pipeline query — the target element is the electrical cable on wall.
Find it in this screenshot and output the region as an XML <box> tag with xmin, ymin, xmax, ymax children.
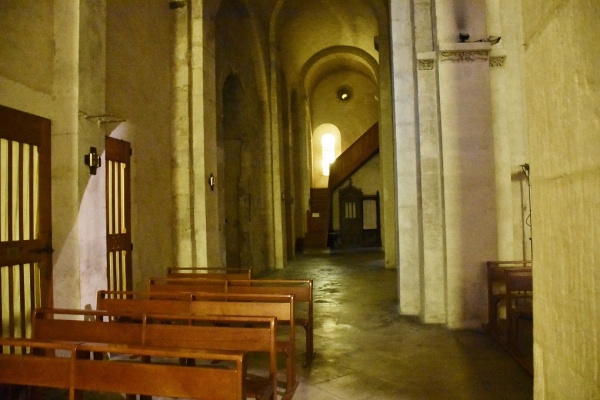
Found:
<box><xmin>521</xmin><ymin>163</ymin><xmax>532</xmax><ymax>256</ymax></box>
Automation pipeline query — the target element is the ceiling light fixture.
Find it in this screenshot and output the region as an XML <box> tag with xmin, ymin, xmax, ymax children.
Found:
<box><xmin>337</xmin><ymin>85</ymin><xmax>352</xmax><ymax>101</ymax></box>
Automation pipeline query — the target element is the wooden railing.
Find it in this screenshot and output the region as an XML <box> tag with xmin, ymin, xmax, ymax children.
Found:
<box><xmin>328</xmin><ymin>122</ymin><xmax>379</xmax><ymax>191</ymax></box>
<box><xmin>303</xmin><ymin>123</ymin><xmax>380</xmax><ymax>249</ymax></box>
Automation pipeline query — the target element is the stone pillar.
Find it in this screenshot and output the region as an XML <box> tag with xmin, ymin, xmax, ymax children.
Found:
<box><xmin>269</xmin><ymin>43</ymin><xmax>285</xmax><ymax>269</ymax></box>
<box><xmin>379</xmin><ymin>4</ymin><xmax>398</xmax><ymax>271</ymax></box>
<box><xmin>172</xmin><ymin>0</ymin><xmax>223</xmax><ymax>268</ymax></box>
<box><xmin>52</xmin><ymin>0</ymin><xmax>82</xmax><ymax>309</ymax></box>
<box><xmin>389</xmin><ymin>0</ymin><xmax>422</xmax><ymax>314</ymax></box>
<box><xmin>77</xmin><ymin>0</ymin><xmax>108</xmax><ymax>309</ymax></box>
<box><xmin>415</xmin><ymin>0</ymin><xmax>447</xmax><ymax>324</ymax></box>
<box><xmin>172</xmin><ymin>2</ymin><xmax>195</xmax><ymax>267</ymax></box>
<box><xmin>435</xmin><ymin>0</ymin><xmax>498</xmax><ymax>328</ymax></box>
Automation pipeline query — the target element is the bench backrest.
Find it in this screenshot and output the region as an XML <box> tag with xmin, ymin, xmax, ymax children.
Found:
<box><xmin>487</xmin><ymin>265</ymin><xmax>532</xmax><ymax>296</ymax></box>
<box><xmin>167</xmin><ymin>267</ymin><xmax>252</xmax><ymax>280</ymax></box>
<box><xmin>189</xmin><ymin>294</ymin><xmax>294</xmax><ymax>326</ymax></box>
<box><xmin>486</xmin><ymin>260</ymin><xmax>532</xmax><ymax>268</ymax></box>
<box><xmin>149</xmin><ymin>277</ymin><xmax>229</xmax><ymax>293</ymax></box>
<box><xmin>148</xmin><ymin>277</ymin><xmax>312</xmax><ymax>322</ymax></box>
<box><xmin>97</xmin><ymin>290</ymin><xmax>193</xmax><ymax>315</ymax></box>
<box><xmin>32</xmin><ymin>308</ymin><xmax>144</xmax><ymax>345</ymax></box>
<box><xmin>142</xmin><ymin>313</ymin><xmax>277</xmax><ymax>394</ymax></box>
<box><xmin>506</xmin><ymin>270</ymin><xmax>533</xmax><ymax>297</ymax></box>
<box><xmin>0</xmin><ymin>337</ymin><xmax>245</xmax><ymax>400</ymax></box>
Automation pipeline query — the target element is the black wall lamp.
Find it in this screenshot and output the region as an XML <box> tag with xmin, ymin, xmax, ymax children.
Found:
<box><xmin>84</xmin><ymin>147</ymin><xmax>101</xmax><ymax>175</ymax></box>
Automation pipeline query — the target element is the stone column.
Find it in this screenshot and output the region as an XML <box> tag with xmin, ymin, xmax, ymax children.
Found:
<box><xmin>435</xmin><ymin>0</ymin><xmax>499</xmax><ymax>327</ymax></box>
<box><xmin>389</xmin><ymin>0</ymin><xmax>422</xmax><ymax>314</ymax></box>
<box><xmin>416</xmin><ymin>0</ymin><xmax>447</xmax><ymax>324</ymax></box>
<box><xmin>171</xmin><ymin>0</ymin><xmax>222</xmax><ymax>268</ymax></box>
<box><xmin>77</xmin><ymin>0</ymin><xmax>108</xmax><ymax>308</ymax></box>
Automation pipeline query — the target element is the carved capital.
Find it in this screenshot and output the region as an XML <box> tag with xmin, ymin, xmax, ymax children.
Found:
<box><xmin>489</xmin><ymin>55</ymin><xmax>506</xmax><ymax>67</ymax></box>
<box><xmin>418</xmin><ymin>59</ymin><xmax>434</xmax><ymax>70</ymax></box>
<box><xmin>440</xmin><ymin>50</ymin><xmax>489</xmax><ymax>62</ymax></box>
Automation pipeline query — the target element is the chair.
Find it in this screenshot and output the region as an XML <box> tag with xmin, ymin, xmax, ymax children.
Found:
<box><xmin>505</xmin><ymin>270</ymin><xmax>533</xmax><ymax>353</ymax></box>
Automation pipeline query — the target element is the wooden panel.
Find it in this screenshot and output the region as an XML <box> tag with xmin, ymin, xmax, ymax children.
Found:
<box><xmin>0</xmin><ymin>105</ymin><xmax>52</xmax><ymax>346</ymax></box>
<box><xmin>105</xmin><ymin>137</ymin><xmax>132</xmax><ymax>292</ymax></box>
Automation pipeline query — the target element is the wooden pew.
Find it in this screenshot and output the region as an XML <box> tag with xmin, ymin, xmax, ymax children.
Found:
<box><xmin>188</xmin><ymin>292</ymin><xmax>297</xmax><ymax>399</ymax></box>
<box><xmin>228</xmin><ymin>279</ymin><xmax>314</xmax><ymax>365</ymax></box>
<box><xmin>485</xmin><ymin>260</ymin><xmax>532</xmax><ymax>334</ymax></box>
<box><xmin>142</xmin><ymin>313</ymin><xmax>277</xmax><ymax>399</ymax></box>
<box><xmin>31</xmin><ymin>307</ymin><xmax>278</xmax><ymax>400</ymax></box>
<box><xmin>0</xmin><ymin>337</ymin><xmax>246</xmax><ymax>400</ymax></box>
<box><xmin>149</xmin><ymin>276</ymin><xmax>315</xmax><ymax>365</ymax></box>
<box><xmin>505</xmin><ymin>270</ymin><xmax>533</xmax><ymax>352</ymax></box>
<box><xmin>98</xmin><ymin>290</ymin><xmax>298</xmax><ymax>399</ymax></box>
<box><xmin>168</xmin><ymin>267</ymin><xmax>252</xmax><ymax>280</ymax></box>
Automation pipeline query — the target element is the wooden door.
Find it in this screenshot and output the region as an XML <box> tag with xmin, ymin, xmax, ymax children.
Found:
<box><xmin>339</xmin><ymin>183</ymin><xmax>363</xmax><ymax>247</ymax></box>
<box><xmin>105</xmin><ymin>137</ymin><xmax>132</xmax><ymax>291</ymax></box>
<box><xmin>0</xmin><ymin>105</ymin><xmax>52</xmax><ymax>342</ymax></box>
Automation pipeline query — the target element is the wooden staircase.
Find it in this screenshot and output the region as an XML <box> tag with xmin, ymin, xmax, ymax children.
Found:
<box><xmin>303</xmin><ymin>123</ymin><xmax>380</xmax><ymax>249</ymax></box>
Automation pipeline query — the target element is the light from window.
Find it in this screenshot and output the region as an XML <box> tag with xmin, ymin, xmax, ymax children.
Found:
<box><xmin>321</xmin><ymin>133</ymin><xmax>335</xmax><ymax>176</ymax></box>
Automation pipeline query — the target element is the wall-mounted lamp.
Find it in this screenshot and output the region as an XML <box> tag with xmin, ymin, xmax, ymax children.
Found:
<box><xmin>208</xmin><ymin>173</ymin><xmax>215</xmax><ymax>191</ymax></box>
<box><xmin>84</xmin><ymin>147</ymin><xmax>102</xmax><ymax>175</ymax></box>
<box><xmin>459</xmin><ymin>33</ymin><xmax>470</xmax><ymax>42</ymax></box>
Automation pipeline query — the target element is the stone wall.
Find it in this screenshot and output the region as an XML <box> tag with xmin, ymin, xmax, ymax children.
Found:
<box><xmin>522</xmin><ymin>0</ymin><xmax>600</xmax><ymax>397</ymax></box>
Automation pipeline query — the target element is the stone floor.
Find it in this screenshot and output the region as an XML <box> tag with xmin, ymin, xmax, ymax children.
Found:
<box><xmin>262</xmin><ymin>248</ymin><xmax>533</xmax><ymax>400</ymax></box>
<box><xmin>30</xmin><ymin>248</ymin><xmax>533</xmax><ymax>400</ymax></box>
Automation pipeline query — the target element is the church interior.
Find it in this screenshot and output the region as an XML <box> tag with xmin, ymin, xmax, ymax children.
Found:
<box><xmin>0</xmin><ymin>0</ymin><xmax>598</xmax><ymax>399</ymax></box>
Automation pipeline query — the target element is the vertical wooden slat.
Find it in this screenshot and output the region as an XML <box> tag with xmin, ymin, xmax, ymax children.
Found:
<box><xmin>0</xmin><ymin>139</ymin><xmax>4</xmax><ymax>340</ymax></box>
<box><xmin>29</xmin><ymin>144</ymin><xmax>35</xmax><ymax>240</ymax></box>
<box><xmin>8</xmin><ymin>266</ymin><xmax>15</xmax><ymax>352</ymax></box>
<box><xmin>116</xmin><ymin>160</ymin><xmax>121</xmax><ymax>236</ymax></box>
<box><xmin>17</xmin><ymin>143</ymin><xmax>26</xmax><ymax>338</ymax></box>
<box><xmin>19</xmin><ymin>264</ymin><xmax>26</xmax><ymax>337</ymax></box>
<box><xmin>7</xmin><ymin>139</ymin><xmax>13</xmax><ymax>243</ymax></box>
<box><xmin>0</xmin><ymin>270</ymin><xmax>3</xmax><ymax>338</ymax></box>
<box><xmin>29</xmin><ymin>263</ymin><xmax>36</xmax><ymax>332</ymax></box>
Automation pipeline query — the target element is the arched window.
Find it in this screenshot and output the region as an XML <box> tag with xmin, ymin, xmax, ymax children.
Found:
<box><xmin>312</xmin><ymin>124</ymin><xmax>341</xmax><ymax>187</ymax></box>
<box><xmin>321</xmin><ymin>133</ymin><xmax>335</xmax><ymax>176</ymax></box>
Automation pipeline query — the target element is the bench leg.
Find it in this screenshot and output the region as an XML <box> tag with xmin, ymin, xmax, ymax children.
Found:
<box><xmin>284</xmin><ymin>351</ymin><xmax>298</xmax><ymax>399</ymax></box>
<box><xmin>304</xmin><ymin>324</ymin><xmax>315</xmax><ymax>366</ymax></box>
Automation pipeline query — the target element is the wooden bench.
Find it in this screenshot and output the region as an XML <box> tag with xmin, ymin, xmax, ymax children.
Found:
<box><xmin>98</xmin><ymin>290</ymin><xmax>298</xmax><ymax>399</ymax></box>
<box><xmin>485</xmin><ymin>260</ymin><xmax>532</xmax><ymax>334</ymax></box>
<box><xmin>228</xmin><ymin>279</ymin><xmax>314</xmax><ymax>365</ymax></box>
<box><xmin>149</xmin><ymin>276</ymin><xmax>315</xmax><ymax>365</ymax></box>
<box><xmin>188</xmin><ymin>292</ymin><xmax>297</xmax><ymax>399</ymax></box>
<box><xmin>168</xmin><ymin>267</ymin><xmax>252</xmax><ymax>280</ymax></box>
<box><xmin>142</xmin><ymin>312</ymin><xmax>277</xmax><ymax>399</ymax></box>
<box><xmin>30</xmin><ymin>307</ymin><xmax>278</xmax><ymax>400</ymax></box>
<box><xmin>0</xmin><ymin>337</ymin><xmax>246</xmax><ymax>400</ymax></box>
<box><xmin>505</xmin><ymin>270</ymin><xmax>533</xmax><ymax>352</ymax></box>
